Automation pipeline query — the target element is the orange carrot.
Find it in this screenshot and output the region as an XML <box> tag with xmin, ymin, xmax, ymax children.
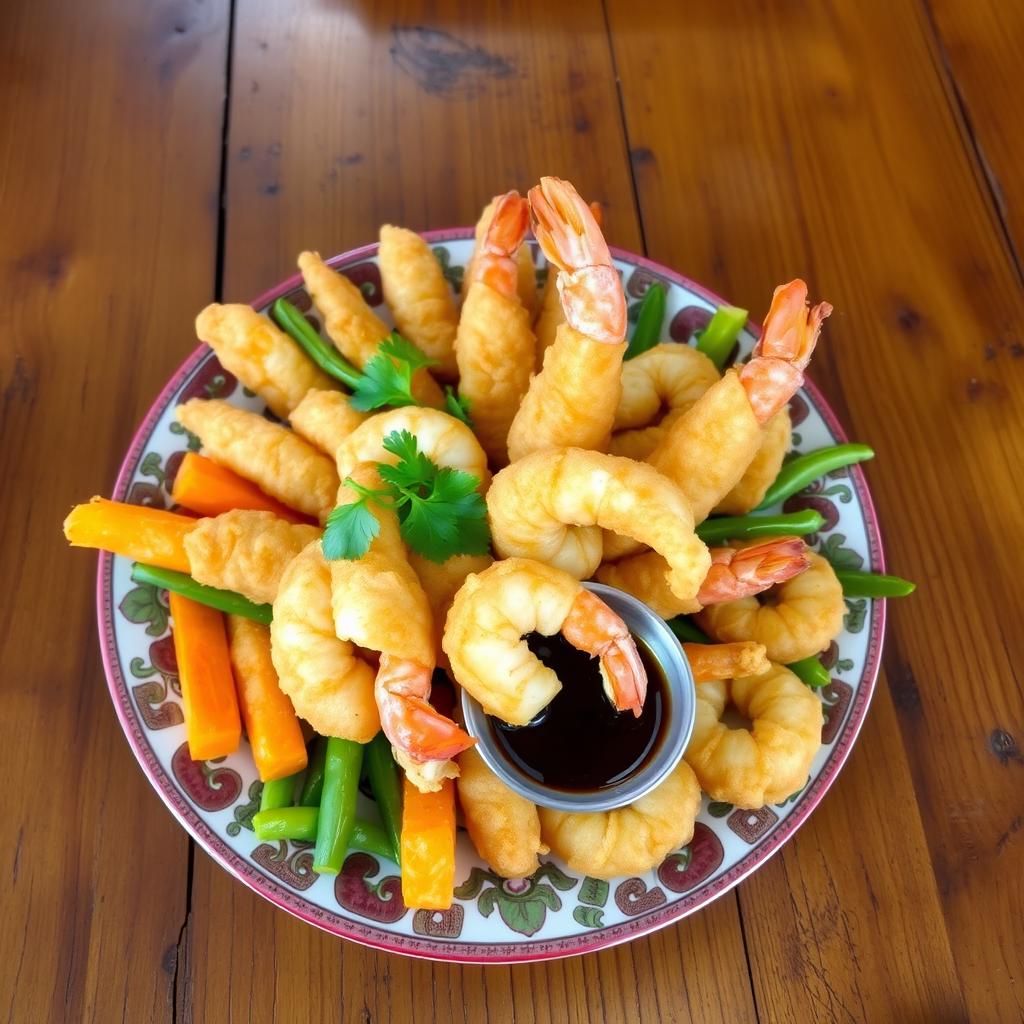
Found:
<box><xmin>169</xmin><ymin>592</ymin><xmax>241</xmax><ymax>761</ymax></box>
<box><xmin>400</xmin><ymin>777</ymin><xmax>456</xmax><ymax>909</ymax></box>
<box><xmin>226</xmin><ymin>616</ymin><xmax>308</xmax><ymax>782</ymax></box>
<box><xmin>171</xmin><ymin>452</ymin><xmax>311</xmax><ymax>523</ymax></box>
<box><xmin>63</xmin><ymin>497</ymin><xmax>194</xmax><ymax>572</ymax></box>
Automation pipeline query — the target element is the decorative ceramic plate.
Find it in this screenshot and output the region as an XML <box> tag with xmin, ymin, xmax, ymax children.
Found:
<box><xmin>97</xmin><ymin>231</ymin><xmax>885</xmax><ymax>963</ymax></box>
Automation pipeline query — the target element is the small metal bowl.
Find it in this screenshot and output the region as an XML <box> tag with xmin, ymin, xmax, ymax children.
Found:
<box><xmin>460</xmin><ymin>581</ymin><xmax>696</xmax><ymax>813</ymax></box>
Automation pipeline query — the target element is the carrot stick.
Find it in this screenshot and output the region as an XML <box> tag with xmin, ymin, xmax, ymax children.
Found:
<box><xmin>226</xmin><ymin>616</ymin><xmax>308</xmax><ymax>782</ymax></box>
<box><xmin>171</xmin><ymin>452</ymin><xmax>311</xmax><ymax>523</ymax></box>
<box><xmin>400</xmin><ymin>777</ymin><xmax>455</xmax><ymax>910</ymax></box>
<box><xmin>168</xmin><ymin>592</ymin><xmax>241</xmax><ymax>760</ymax></box>
<box><xmin>63</xmin><ymin>497</ymin><xmax>194</xmax><ymax>572</ymax></box>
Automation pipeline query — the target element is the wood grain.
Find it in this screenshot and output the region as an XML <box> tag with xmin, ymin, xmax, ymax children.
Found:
<box><xmin>925</xmin><ymin>0</ymin><xmax>1024</xmax><ymax>273</ymax></box>
<box><xmin>178</xmin><ymin>1</ymin><xmax>758</xmax><ymax>1019</ymax></box>
<box><xmin>0</xmin><ymin>1</ymin><xmax>229</xmax><ymax>1021</ymax></box>
<box><xmin>605</xmin><ymin>0</ymin><xmax>1024</xmax><ymax>1019</ymax></box>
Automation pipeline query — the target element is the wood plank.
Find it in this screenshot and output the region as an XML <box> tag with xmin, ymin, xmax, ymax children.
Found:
<box><xmin>606</xmin><ymin>0</ymin><xmax>1024</xmax><ymax>1020</ymax></box>
<box><xmin>925</xmin><ymin>0</ymin><xmax>1024</xmax><ymax>271</ymax></box>
<box><xmin>181</xmin><ymin>1</ymin><xmax>757</xmax><ymax>1019</ymax></box>
<box><xmin>0</xmin><ymin>0</ymin><xmax>229</xmax><ymax>1021</ymax></box>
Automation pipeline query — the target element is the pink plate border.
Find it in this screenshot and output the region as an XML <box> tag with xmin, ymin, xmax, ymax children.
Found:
<box><xmin>96</xmin><ymin>229</ymin><xmax>886</xmax><ymax>963</ymax></box>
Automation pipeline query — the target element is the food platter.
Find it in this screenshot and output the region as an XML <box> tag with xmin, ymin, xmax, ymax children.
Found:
<box><xmin>97</xmin><ymin>229</ymin><xmax>885</xmax><ymax>962</ymax></box>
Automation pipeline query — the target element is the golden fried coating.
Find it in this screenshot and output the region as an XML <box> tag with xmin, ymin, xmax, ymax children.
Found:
<box><xmin>697</xmin><ymin>552</ymin><xmax>845</xmax><ymax>663</ymax></box>
<box><xmin>595</xmin><ymin>549</ymin><xmax>701</xmax><ymax>620</ymax></box>
<box><xmin>184</xmin><ymin>510</ymin><xmax>320</xmax><ymax>604</ymax></box>
<box><xmin>288</xmin><ymin>388</ymin><xmax>369</xmax><ymax>456</ymax></box>
<box><xmin>532</xmin><ymin>273</ymin><xmax>563</xmax><ymax>362</ymax></box>
<box><xmin>379</xmin><ymin>225</ymin><xmax>459</xmax><ymax>380</ymax></box>
<box><xmin>297</xmin><ymin>250</ymin><xmax>444</xmax><ymax>408</ymax></box>
<box><xmin>457</xmin><ymin>747</ymin><xmax>547</xmax><ymax>878</ymax></box>
<box><xmin>454</xmin><ymin>280</ymin><xmax>535</xmax><ymax>465</ymax></box>
<box><xmin>715</xmin><ymin>408</ymin><xmax>792</xmax><ymax>515</ymax></box>
<box><xmin>176</xmin><ymin>398</ymin><xmax>339</xmax><ymax>523</ymax></box>
<box><xmin>613</xmin><ymin>344</ymin><xmax>719</xmax><ymax>431</ymax></box>
<box><xmin>195</xmin><ymin>303</ymin><xmax>336</xmax><ymax>420</ymax></box>
<box><xmin>270</xmin><ymin>541</ymin><xmax>379</xmax><ymax>742</ymax></box>
<box><xmin>685</xmin><ymin>663</ymin><xmax>822</xmax><ymax>808</ymax></box>
<box><xmin>538</xmin><ymin>761</ymin><xmax>701</xmax><ymax>879</ymax></box>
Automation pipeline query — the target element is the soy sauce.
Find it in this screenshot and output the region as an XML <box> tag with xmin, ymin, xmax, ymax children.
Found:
<box><xmin>489</xmin><ymin>631</ymin><xmax>668</xmax><ymax>793</ymax></box>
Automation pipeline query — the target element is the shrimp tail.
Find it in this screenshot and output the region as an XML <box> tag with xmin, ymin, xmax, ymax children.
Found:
<box><xmin>739</xmin><ymin>280</ymin><xmax>832</xmax><ymax>423</ymax></box>
<box><xmin>682</xmin><ymin>641</ymin><xmax>770</xmax><ymax>683</ymax></box>
<box><xmin>375</xmin><ymin>655</ymin><xmax>476</xmax><ymax>763</ymax></box>
<box><xmin>528</xmin><ymin>177</ymin><xmax>625</xmax><ymax>345</ymax></box>
<box><xmin>562</xmin><ymin>589</ymin><xmax>648</xmax><ymax>717</ymax></box>
<box><xmin>697</xmin><ymin>537</ymin><xmax>810</xmax><ymax>606</ymax></box>
<box><xmin>470</xmin><ymin>191</ymin><xmax>529</xmax><ymax>298</ymax></box>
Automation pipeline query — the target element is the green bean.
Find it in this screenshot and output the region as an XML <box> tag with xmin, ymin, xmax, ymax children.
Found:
<box><xmin>130</xmin><ymin>563</ymin><xmax>272</xmax><ymax>624</ymax></box>
<box><xmin>271</xmin><ymin>298</ymin><xmax>362</xmax><ymax>389</ymax></box>
<box><xmin>259</xmin><ymin>772</ymin><xmax>299</xmax><ymax>813</ymax></box>
<box><xmin>669</xmin><ymin>616</ymin><xmax>832</xmax><ymax>690</ymax></box>
<box><xmin>624</xmin><ymin>282</ymin><xmax>667</xmax><ymax>360</ymax></box>
<box><xmin>835</xmin><ymin>570</ymin><xmax>916</xmax><ymax>598</ymax></box>
<box><xmin>757</xmin><ymin>444</ymin><xmax>875</xmax><ymax>509</ymax></box>
<box><xmin>253</xmin><ymin>808</ymin><xmax>395</xmax><ymax>859</ymax></box>
<box><xmin>365</xmin><ymin>732</ymin><xmax>403</xmax><ymax>862</ymax></box>
<box><xmin>786</xmin><ymin>656</ymin><xmax>832</xmax><ymax>689</ymax></box>
<box><xmin>696</xmin><ymin>510</ymin><xmax>824</xmax><ymax>545</ymax></box>
<box><xmin>312</xmin><ymin>737</ymin><xmax>363</xmax><ymax>874</ymax></box>
<box><xmin>299</xmin><ymin>735</ymin><xmax>328</xmax><ymax>807</ymax></box>
<box><xmin>695</xmin><ymin>305</ymin><xmax>747</xmax><ymax>369</ymax></box>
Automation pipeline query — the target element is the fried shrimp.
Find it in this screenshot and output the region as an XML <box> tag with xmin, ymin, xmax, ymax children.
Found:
<box><xmin>697</xmin><ymin>551</ymin><xmax>845</xmax><ymax>663</ymax></box>
<box><xmin>685</xmin><ymin>663</ymin><xmax>822</xmax><ymax>808</ymax></box>
<box><xmin>538</xmin><ymin>761</ymin><xmax>701</xmax><ymax>879</ymax></box>
<box><xmin>270</xmin><ymin>540</ymin><xmax>380</xmax><ymax>743</ymax></box>
<box><xmin>454</xmin><ymin>191</ymin><xmax>536</xmax><ymax>464</ymax></box>
<box><xmin>176</xmin><ymin>398</ymin><xmax>339</xmax><ymax>523</ymax></box>
<box><xmin>612</xmin><ymin>344</ymin><xmax>720</xmax><ymax>433</ymax></box>
<box><xmin>456</xmin><ymin>746</ymin><xmax>548</xmax><ymax>878</ymax></box>
<box><xmin>715</xmin><ymin>407</ymin><xmax>792</xmax><ymax>515</ymax></box>
<box><xmin>684</xmin><ymin>640</ymin><xmax>770</xmax><ymax>683</ymax></box>
<box><xmin>184</xmin><ymin>510</ymin><xmax>320</xmax><ymax>604</ymax></box>
<box><xmin>407</xmin><ymin>551</ymin><xmax>493</xmax><ymax>663</ymax></box>
<box><xmin>379</xmin><ymin>225</ymin><xmax>459</xmax><ymax>380</ymax></box>
<box><xmin>443</xmin><ymin>558</ymin><xmax>647</xmax><ymax>726</ymax></box>
<box><xmin>334</xmin><ymin>407</ymin><xmax>490</xmax><ymax>486</ymax></box>
<box><xmin>596</xmin><ymin>537</ymin><xmax>811</xmax><ymax>620</ymax></box>
<box><xmin>195</xmin><ymin>303</ymin><xmax>336</xmax><ymax>420</ymax></box>
<box><xmin>297</xmin><ymin>250</ymin><xmax>444</xmax><ymax>408</ymax></box>
<box><xmin>486</xmin><ymin>447</ymin><xmax>709</xmax><ymax>597</ymax></box>
<box><xmin>462</xmin><ymin>195</ymin><xmax>538</xmax><ymax>316</ymax></box>
<box><xmin>331</xmin><ymin>465</ymin><xmax>475</xmax><ymax>791</ymax></box>
<box><xmin>506</xmin><ymin>178</ymin><xmax>628</xmax><ymax>462</ymax></box>
<box><xmin>288</xmin><ymin>388</ymin><xmax>369</xmax><ymax>456</ymax></box>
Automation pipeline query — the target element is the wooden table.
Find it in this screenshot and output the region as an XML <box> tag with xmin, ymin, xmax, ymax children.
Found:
<box><xmin>3</xmin><ymin>1</ymin><xmax>1022</xmax><ymax>1020</ymax></box>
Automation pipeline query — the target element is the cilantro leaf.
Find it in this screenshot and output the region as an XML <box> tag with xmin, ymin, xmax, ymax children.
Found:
<box><xmin>348</xmin><ymin>333</ymin><xmax>438</xmax><ymax>412</ymax></box>
<box><xmin>378</xmin><ymin>331</ymin><xmax>437</xmax><ymax>371</ymax></box>
<box><xmin>379</xmin><ymin>430</ymin><xmax>435</xmax><ymax>489</ymax></box>
<box><xmin>444</xmin><ymin>386</ymin><xmax>474</xmax><ymax>427</ymax></box>
<box><xmin>321</xmin><ymin>483</ymin><xmax>388</xmax><ymax>560</ymax></box>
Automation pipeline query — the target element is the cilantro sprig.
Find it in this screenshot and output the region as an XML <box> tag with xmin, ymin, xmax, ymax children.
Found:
<box><xmin>322</xmin><ymin>431</ymin><xmax>490</xmax><ymax>564</ymax></box>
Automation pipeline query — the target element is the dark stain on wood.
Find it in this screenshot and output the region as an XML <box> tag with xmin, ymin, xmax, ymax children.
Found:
<box><xmin>889</xmin><ymin>660</ymin><xmax>924</xmax><ymax>721</ymax></box>
<box><xmin>988</xmin><ymin>728</ymin><xmax>1023</xmax><ymax>766</ymax></box>
<box><xmin>390</xmin><ymin>26</ymin><xmax>515</xmax><ymax>97</ymax></box>
<box><xmin>263</xmin><ymin>182</ymin><xmax>279</xmax><ymax>196</ymax></box>
<box><xmin>995</xmin><ymin>815</ymin><xmax>1022</xmax><ymax>854</ymax></box>
<box><xmin>630</xmin><ymin>146</ymin><xmax>655</xmax><ymax>166</ymax></box>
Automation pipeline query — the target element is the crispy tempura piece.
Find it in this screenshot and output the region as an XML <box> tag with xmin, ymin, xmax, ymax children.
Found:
<box><xmin>177</xmin><ymin>398</ymin><xmax>339</xmax><ymax>523</ymax></box>
<box><xmin>195</xmin><ymin>303</ymin><xmax>336</xmax><ymax>419</ymax></box>
<box><xmin>288</xmin><ymin>388</ymin><xmax>369</xmax><ymax>457</ymax></box>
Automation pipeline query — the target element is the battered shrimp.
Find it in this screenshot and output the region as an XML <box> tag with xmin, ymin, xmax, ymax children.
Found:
<box><xmin>334</xmin><ymin>406</ymin><xmax>490</xmax><ymax>486</ymax></box>
<box><xmin>486</xmin><ymin>447</ymin><xmax>709</xmax><ymax>599</ymax></box>
<box><xmin>297</xmin><ymin>250</ymin><xmax>444</xmax><ymax>408</ymax></box>
<box><xmin>697</xmin><ymin>551</ymin><xmax>845</xmax><ymax>663</ymax></box>
<box><xmin>462</xmin><ymin>195</ymin><xmax>538</xmax><ymax>316</ymax></box>
<box><xmin>684</xmin><ymin>640</ymin><xmax>770</xmax><ymax>683</ymax></box>
<box><xmin>454</xmin><ymin>191</ymin><xmax>535</xmax><ymax>465</ymax></box>
<box><xmin>184</xmin><ymin>510</ymin><xmax>320</xmax><ymax>604</ymax></box>
<box><xmin>538</xmin><ymin>761</ymin><xmax>702</xmax><ymax>879</ymax></box>
<box><xmin>612</xmin><ymin>344</ymin><xmax>719</xmax><ymax>432</ymax></box>
<box><xmin>379</xmin><ymin>225</ymin><xmax>459</xmax><ymax>380</ymax></box>
<box><xmin>195</xmin><ymin>303</ymin><xmax>337</xmax><ymax>419</ymax></box>
<box><xmin>685</xmin><ymin>663</ymin><xmax>822</xmax><ymax>808</ymax></box>
<box><xmin>457</xmin><ymin>746</ymin><xmax>548</xmax><ymax>878</ymax></box>
<box><xmin>596</xmin><ymin>537</ymin><xmax>811</xmax><ymax>621</ymax></box>
<box><xmin>506</xmin><ymin>178</ymin><xmax>627</xmax><ymax>462</ymax></box>
<box><xmin>443</xmin><ymin>558</ymin><xmax>647</xmax><ymax>727</ymax></box>
<box><xmin>270</xmin><ymin>540</ymin><xmax>380</xmax><ymax>742</ymax></box>
<box><xmin>331</xmin><ymin>465</ymin><xmax>475</xmax><ymax>791</ymax></box>
<box><xmin>288</xmin><ymin>388</ymin><xmax>369</xmax><ymax>456</ymax></box>
<box><xmin>176</xmin><ymin>399</ymin><xmax>339</xmax><ymax>523</ymax></box>
<box><xmin>715</xmin><ymin>408</ymin><xmax>792</xmax><ymax>515</ymax></box>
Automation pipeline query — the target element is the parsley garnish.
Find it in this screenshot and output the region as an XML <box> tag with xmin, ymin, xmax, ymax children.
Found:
<box><xmin>321</xmin><ymin>431</ymin><xmax>491</xmax><ymax>564</ymax></box>
<box><xmin>443</xmin><ymin>386</ymin><xmax>473</xmax><ymax>428</ymax></box>
<box><xmin>349</xmin><ymin>333</ymin><xmax>438</xmax><ymax>411</ymax></box>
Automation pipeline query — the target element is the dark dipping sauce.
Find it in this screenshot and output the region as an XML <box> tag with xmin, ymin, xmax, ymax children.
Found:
<box><xmin>489</xmin><ymin>631</ymin><xmax>668</xmax><ymax>794</ymax></box>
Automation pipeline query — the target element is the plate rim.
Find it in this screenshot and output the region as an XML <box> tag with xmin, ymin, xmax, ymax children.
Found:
<box><xmin>95</xmin><ymin>228</ymin><xmax>886</xmax><ymax>963</ymax></box>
